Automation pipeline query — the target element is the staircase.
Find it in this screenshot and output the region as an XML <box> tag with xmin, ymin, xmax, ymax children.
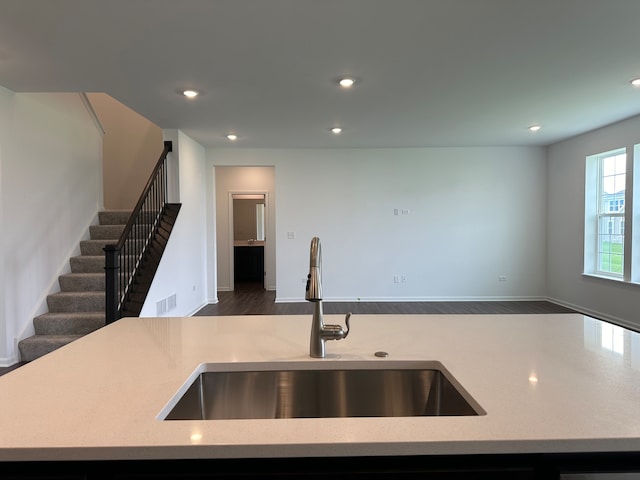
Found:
<box><xmin>18</xmin><ymin>211</ymin><xmax>131</xmax><ymax>362</ymax></box>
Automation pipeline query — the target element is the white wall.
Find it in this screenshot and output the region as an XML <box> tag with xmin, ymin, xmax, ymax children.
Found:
<box><xmin>209</xmin><ymin>147</ymin><xmax>547</xmax><ymax>303</ymax></box>
<box><xmin>0</xmin><ymin>87</ymin><xmax>9</xmax><ymax>365</ymax></box>
<box><xmin>0</xmin><ymin>87</ymin><xmax>103</xmax><ymax>365</ymax></box>
<box><xmin>213</xmin><ymin>166</ymin><xmax>276</xmax><ymax>291</ymax></box>
<box><xmin>139</xmin><ymin>130</ymin><xmax>208</xmax><ymax>317</ymax></box>
<box><xmin>547</xmin><ymin>114</ymin><xmax>640</xmax><ymax>329</ymax></box>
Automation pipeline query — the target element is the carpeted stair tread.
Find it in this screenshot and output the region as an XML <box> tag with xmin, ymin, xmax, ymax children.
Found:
<box><xmin>80</xmin><ymin>239</ymin><xmax>116</xmax><ymax>256</ymax></box>
<box><xmin>89</xmin><ymin>224</ymin><xmax>125</xmax><ymax>240</ymax></box>
<box><xmin>98</xmin><ymin>210</ymin><xmax>132</xmax><ymax>225</ymax></box>
<box><xmin>18</xmin><ymin>335</ymin><xmax>84</xmax><ymax>362</ymax></box>
<box><xmin>46</xmin><ymin>291</ymin><xmax>105</xmax><ymax>312</ymax></box>
<box><xmin>69</xmin><ymin>255</ymin><xmax>105</xmax><ymax>273</ymax></box>
<box><xmin>33</xmin><ymin>312</ymin><xmax>105</xmax><ymax>335</ymax></box>
<box><xmin>59</xmin><ymin>272</ymin><xmax>105</xmax><ymax>291</ymax></box>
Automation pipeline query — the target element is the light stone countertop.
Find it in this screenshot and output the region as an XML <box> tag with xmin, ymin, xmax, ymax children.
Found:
<box><xmin>0</xmin><ymin>313</ymin><xmax>639</xmax><ymax>461</ymax></box>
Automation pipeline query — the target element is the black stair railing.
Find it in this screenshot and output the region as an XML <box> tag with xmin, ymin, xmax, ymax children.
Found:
<box><xmin>104</xmin><ymin>141</ymin><xmax>173</xmax><ymax>324</ymax></box>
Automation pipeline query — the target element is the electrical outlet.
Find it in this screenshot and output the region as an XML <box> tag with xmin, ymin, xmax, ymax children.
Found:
<box><xmin>498</xmin><ymin>275</ymin><xmax>507</xmax><ymax>282</ymax></box>
<box><xmin>401</xmin><ymin>275</ymin><xmax>407</xmax><ymax>283</ymax></box>
<box><xmin>393</xmin><ymin>275</ymin><xmax>400</xmax><ymax>284</ymax></box>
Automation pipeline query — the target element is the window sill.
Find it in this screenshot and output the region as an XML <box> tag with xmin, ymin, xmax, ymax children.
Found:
<box><xmin>582</xmin><ymin>273</ymin><xmax>640</xmax><ymax>287</ymax></box>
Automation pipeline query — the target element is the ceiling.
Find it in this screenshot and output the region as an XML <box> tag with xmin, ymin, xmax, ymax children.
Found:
<box><xmin>2</xmin><ymin>0</ymin><xmax>640</xmax><ymax>149</ymax></box>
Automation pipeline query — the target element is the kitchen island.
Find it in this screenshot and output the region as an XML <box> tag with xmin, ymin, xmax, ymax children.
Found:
<box><xmin>1</xmin><ymin>313</ymin><xmax>639</xmax><ymax>478</ymax></box>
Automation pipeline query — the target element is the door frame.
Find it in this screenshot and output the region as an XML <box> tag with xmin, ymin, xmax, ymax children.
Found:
<box><xmin>228</xmin><ymin>191</ymin><xmax>269</xmax><ymax>291</ymax></box>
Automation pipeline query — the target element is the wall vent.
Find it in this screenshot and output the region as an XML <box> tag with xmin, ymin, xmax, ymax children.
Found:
<box><xmin>156</xmin><ymin>294</ymin><xmax>177</xmax><ymax>316</ymax></box>
<box><xmin>167</xmin><ymin>293</ymin><xmax>177</xmax><ymax>311</ymax></box>
<box><xmin>156</xmin><ymin>299</ymin><xmax>167</xmax><ymax>316</ymax></box>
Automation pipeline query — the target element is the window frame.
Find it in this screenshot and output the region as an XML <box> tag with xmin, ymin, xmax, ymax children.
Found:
<box><xmin>584</xmin><ymin>147</ymin><xmax>628</xmax><ymax>280</ymax></box>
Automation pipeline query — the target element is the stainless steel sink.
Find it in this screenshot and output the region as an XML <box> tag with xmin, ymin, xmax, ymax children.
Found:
<box><xmin>160</xmin><ymin>361</ymin><xmax>484</xmax><ymax>420</ymax></box>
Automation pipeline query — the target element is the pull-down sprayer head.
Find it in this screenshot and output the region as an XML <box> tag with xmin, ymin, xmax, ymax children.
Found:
<box><xmin>305</xmin><ymin>236</ymin><xmax>322</xmax><ymax>302</ymax></box>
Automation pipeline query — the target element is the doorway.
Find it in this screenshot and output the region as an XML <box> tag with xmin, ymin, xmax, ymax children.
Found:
<box><xmin>214</xmin><ymin>165</ymin><xmax>275</xmax><ymax>293</ymax></box>
<box><xmin>232</xmin><ymin>194</ymin><xmax>266</xmax><ymax>289</ymax></box>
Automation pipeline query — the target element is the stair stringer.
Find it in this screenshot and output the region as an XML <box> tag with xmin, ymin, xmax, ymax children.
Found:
<box><xmin>120</xmin><ymin>204</ymin><xmax>181</xmax><ymax>318</ymax></box>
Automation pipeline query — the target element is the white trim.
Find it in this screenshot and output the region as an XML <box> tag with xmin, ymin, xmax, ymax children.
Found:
<box><xmin>585</xmin><ymin>147</ymin><xmax>628</xmax><ymax>278</ymax></box>
<box><xmin>581</xmin><ymin>272</ymin><xmax>640</xmax><ymax>287</ymax></box>
<box><xmin>227</xmin><ymin>193</ymin><xmax>235</xmax><ymax>290</ymax></box>
<box><xmin>234</xmin><ymin>194</ymin><xmax>264</xmax><ymax>200</ymax></box>
<box><xmin>0</xmin><ymin>354</ymin><xmax>19</xmax><ymax>368</ymax></box>
<box><xmin>228</xmin><ymin>191</ymin><xmax>270</xmax><ymax>290</ymax></box>
<box><xmin>79</xmin><ymin>93</ymin><xmax>105</xmax><ymax>136</ymax></box>
<box><xmin>546</xmin><ymin>296</ymin><xmax>639</xmax><ymax>332</ymax></box>
<box><xmin>274</xmin><ymin>295</ymin><xmax>548</xmax><ymax>304</ymax></box>
<box><xmin>185</xmin><ymin>303</ymin><xmax>209</xmax><ymax>317</ymax></box>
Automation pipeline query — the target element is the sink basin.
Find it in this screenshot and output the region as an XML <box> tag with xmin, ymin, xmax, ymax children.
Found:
<box><xmin>160</xmin><ymin>361</ymin><xmax>484</xmax><ymax>420</ymax></box>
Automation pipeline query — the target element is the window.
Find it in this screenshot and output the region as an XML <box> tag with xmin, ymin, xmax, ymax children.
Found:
<box><xmin>585</xmin><ymin>148</ymin><xmax>626</xmax><ymax>278</ymax></box>
<box><xmin>608</xmin><ymin>198</ymin><xmax>624</xmax><ymax>212</ymax></box>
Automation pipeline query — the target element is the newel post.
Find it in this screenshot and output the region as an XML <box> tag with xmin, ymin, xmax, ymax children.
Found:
<box><xmin>104</xmin><ymin>244</ymin><xmax>120</xmax><ymax>324</ymax></box>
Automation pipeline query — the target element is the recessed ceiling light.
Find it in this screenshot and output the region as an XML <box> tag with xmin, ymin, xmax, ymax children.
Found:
<box><xmin>226</xmin><ymin>134</ymin><xmax>238</xmax><ymax>141</ymax></box>
<box><xmin>630</xmin><ymin>78</ymin><xmax>640</xmax><ymax>87</ymax></box>
<box><xmin>183</xmin><ymin>89</ymin><xmax>199</xmax><ymax>98</ymax></box>
<box><xmin>330</xmin><ymin>127</ymin><xmax>343</xmax><ymax>134</ymax></box>
<box><xmin>338</xmin><ymin>77</ymin><xmax>355</xmax><ymax>88</ymax></box>
<box><xmin>529</xmin><ymin>125</ymin><xmax>541</xmax><ymax>132</ymax></box>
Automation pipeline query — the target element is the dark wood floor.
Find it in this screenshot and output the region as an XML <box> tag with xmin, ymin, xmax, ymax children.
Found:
<box><xmin>0</xmin><ymin>283</ymin><xmax>576</xmax><ymax>377</ymax></box>
<box><xmin>0</xmin><ymin>362</ymin><xmax>27</xmax><ymax>377</ymax></box>
<box><xmin>195</xmin><ymin>281</ymin><xmax>577</xmax><ymax>316</ymax></box>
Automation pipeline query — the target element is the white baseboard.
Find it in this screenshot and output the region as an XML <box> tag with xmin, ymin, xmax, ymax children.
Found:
<box><xmin>0</xmin><ymin>354</ymin><xmax>19</xmax><ymax>368</ymax></box>
<box><xmin>275</xmin><ymin>295</ymin><xmax>548</xmax><ymax>304</ymax></box>
<box><xmin>185</xmin><ymin>303</ymin><xmax>209</xmax><ymax>317</ymax></box>
<box><xmin>546</xmin><ymin>297</ymin><xmax>639</xmax><ymax>331</ymax></box>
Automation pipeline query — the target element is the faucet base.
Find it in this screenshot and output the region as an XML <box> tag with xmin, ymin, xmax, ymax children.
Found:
<box><xmin>309</xmin><ymin>301</ymin><xmax>325</xmax><ymax>358</ymax></box>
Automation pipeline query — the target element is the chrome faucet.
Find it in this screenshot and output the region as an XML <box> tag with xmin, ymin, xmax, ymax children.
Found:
<box><xmin>305</xmin><ymin>236</ymin><xmax>351</xmax><ymax>358</ymax></box>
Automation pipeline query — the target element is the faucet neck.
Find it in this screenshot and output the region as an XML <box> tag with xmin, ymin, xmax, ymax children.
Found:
<box><xmin>309</xmin><ymin>236</ymin><xmax>321</xmax><ymax>267</ymax></box>
<box><xmin>305</xmin><ymin>236</ymin><xmax>352</xmax><ymax>358</ymax></box>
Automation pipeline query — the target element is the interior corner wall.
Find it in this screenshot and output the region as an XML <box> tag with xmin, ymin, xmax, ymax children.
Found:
<box><xmin>86</xmin><ymin>93</ymin><xmax>163</xmax><ymax>210</ymax></box>
<box><xmin>547</xmin><ymin>113</ymin><xmax>640</xmax><ymax>328</ymax></box>
<box><xmin>139</xmin><ymin>130</ymin><xmax>208</xmax><ymax>317</ymax></box>
<box><xmin>0</xmin><ymin>88</ymin><xmax>103</xmax><ymax>365</ymax></box>
<box><xmin>209</xmin><ymin>147</ymin><xmax>547</xmax><ymax>303</ymax></box>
